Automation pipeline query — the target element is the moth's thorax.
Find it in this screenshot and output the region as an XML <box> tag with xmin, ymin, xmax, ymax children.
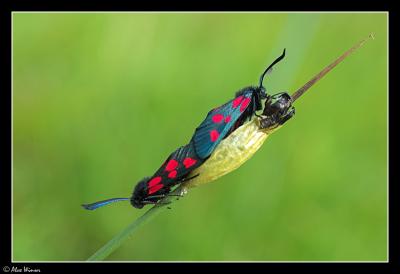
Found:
<box><xmin>183</xmin><ymin>117</ymin><xmax>281</xmax><ymax>189</ymax></box>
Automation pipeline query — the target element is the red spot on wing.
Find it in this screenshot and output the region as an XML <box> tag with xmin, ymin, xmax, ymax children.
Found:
<box><xmin>210</xmin><ymin>130</ymin><xmax>219</xmax><ymax>142</ymax></box>
<box><xmin>183</xmin><ymin>157</ymin><xmax>197</xmax><ymax>169</ymax></box>
<box><xmin>224</xmin><ymin>115</ymin><xmax>231</xmax><ymax>123</ymax></box>
<box><xmin>232</xmin><ymin>96</ymin><xmax>243</xmax><ymax>109</ymax></box>
<box><xmin>240</xmin><ymin>98</ymin><xmax>251</xmax><ymax>112</ymax></box>
<box><xmin>165</xmin><ymin>159</ymin><xmax>178</xmax><ymax>172</ymax></box>
<box><xmin>148</xmin><ymin>184</ymin><xmax>163</xmax><ymax>195</ymax></box>
<box><xmin>168</xmin><ymin>170</ymin><xmax>177</xmax><ymax>178</ymax></box>
<box><xmin>212</xmin><ymin>113</ymin><xmax>224</xmax><ymax>123</ymax></box>
<box><xmin>148</xmin><ymin>176</ymin><xmax>162</xmax><ymax>188</ymax></box>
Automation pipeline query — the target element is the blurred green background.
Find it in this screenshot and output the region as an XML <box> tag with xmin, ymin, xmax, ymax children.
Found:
<box><xmin>13</xmin><ymin>13</ymin><xmax>387</xmax><ymax>261</ymax></box>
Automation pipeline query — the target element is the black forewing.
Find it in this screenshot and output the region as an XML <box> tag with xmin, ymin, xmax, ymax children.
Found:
<box><xmin>146</xmin><ymin>90</ymin><xmax>255</xmax><ymax>195</ymax></box>
<box><xmin>191</xmin><ymin>91</ymin><xmax>254</xmax><ymax>159</ymax></box>
<box><xmin>146</xmin><ymin>142</ymin><xmax>204</xmax><ymax>195</ymax></box>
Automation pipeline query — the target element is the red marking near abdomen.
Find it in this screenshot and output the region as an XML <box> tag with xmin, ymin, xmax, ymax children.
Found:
<box><xmin>183</xmin><ymin>157</ymin><xmax>197</xmax><ymax>168</ymax></box>
<box><xmin>168</xmin><ymin>170</ymin><xmax>177</xmax><ymax>178</ymax></box>
<box><xmin>224</xmin><ymin>115</ymin><xmax>231</xmax><ymax>123</ymax></box>
<box><xmin>210</xmin><ymin>130</ymin><xmax>219</xmax><ymax>142</ymax></box>
<box><xmin>148</xmin><ymin>176</ymin><xmax>162</xmax><ymax>188</ymax></box>
<box><xmin>212</xmin><ymin>113</ymin><xmax>224</xmax><ymax>123</ymax></box>
<box><xmin>165</xmin><ymin>159</ymin><xmax>178</xmax><ymax>172</ymax></box>
<box><xmin>240</xmin><ymin>97</ymin><xmax>251</xmax><ymax>112</ymax></box>
<box><xmin>148</xmin><ymin>184</ymin><xmax>163</xmax><ymax>195</ymax></box>
<box><xmin>232</xmin><ymin>96</ymin><xmax>243</xmax><ymax>108</ymax></box>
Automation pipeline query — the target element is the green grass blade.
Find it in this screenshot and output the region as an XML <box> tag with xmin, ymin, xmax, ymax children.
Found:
<box><xmin>86</xmin><ymin>186</ymin><xmax>185</xmax><ymax>261</ymax></box>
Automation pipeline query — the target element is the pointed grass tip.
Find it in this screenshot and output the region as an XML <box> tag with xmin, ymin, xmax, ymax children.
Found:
<box><xmin>290</xmin><ymin>33</ymin><xmax>374</xmax><ymax>103</ymax></box>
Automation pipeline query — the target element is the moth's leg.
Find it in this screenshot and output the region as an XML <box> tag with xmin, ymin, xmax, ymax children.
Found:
<box><xmin>145</xmin><ymin>193</ymin><xmax>183</xmax><ymax>199</ymax></box>
<box><xmin>146</xmin><ymin>184</ymin><xmax>189</xmax><ymax>202</ymax></box>
<box><xmin>156</xmin><ymin>200</ymin><xmax>172</xmax><ymax>206</ymax></box>
<box><xmin>141</xmin><ymin>200</ymin><xmax>158</xmax><ymax>205</ymax></box>
<box><xmin>142</xmin><ymin>200</ymin><xmax>172</xmax><ymax>206</ymax></box>
<box><xmin>181</xmin><ymin>173</ymin><xmax>199</xmax><ymax>183</ymax></box>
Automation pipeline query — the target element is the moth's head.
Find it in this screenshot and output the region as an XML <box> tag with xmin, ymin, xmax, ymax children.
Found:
<box><xmin>256</xmin><ymin>86</ymin><xmax>268</xmax><ymax>100</ymax></box>
<box><xmin>130</xmin><ymin>177</ymin><xmax>149</xmax><ymax>209</ymax></box>
<box><xmin>255</xmin><ymin>86</ymin><xmax>268</xmax><ymax>110</ymax></box>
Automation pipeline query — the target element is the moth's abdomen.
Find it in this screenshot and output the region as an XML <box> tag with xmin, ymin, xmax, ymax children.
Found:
<box><xmin>184</xmin><ymin>118</ymin><xmax>281</xmax><ymax>189</ymax></box>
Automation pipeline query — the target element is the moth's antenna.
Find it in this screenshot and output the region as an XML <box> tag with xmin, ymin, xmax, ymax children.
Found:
<box><xmin>291</xmin><ymin>33</ymin><xmax>375</xmax><ymax>102</ymax></box>
<box><xmin>259</xmin><ymin>48</ymin><xmax>286</xmax><ymax>89</ymax></box>
<box><xmin>82</xmin><ymin>197</ymin><xmax>130</xmax><ymax>210</ymax></box>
